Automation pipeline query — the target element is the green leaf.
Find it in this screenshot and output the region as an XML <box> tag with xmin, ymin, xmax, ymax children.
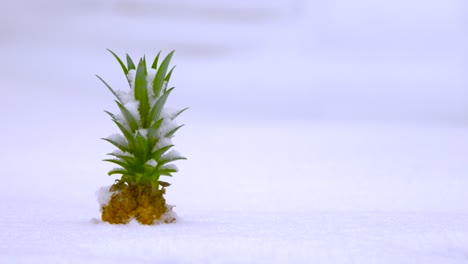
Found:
<box><xmin>104</xmin><ymin>111</ymin><xmax>135</xmax><ymax>150</ymax></box>
<box><xmin>147</xmin><ymin>118</ymin><xmax>164</xmax><ymax>150</ymax></box>
<box><xmin>121</xmin><ymin>174</ymin><xmax>133</xmax><ymax>184</ymax></box>
<box><xmin>110</xmin><ymin>120</ymin><xmax>135</xmax><ymax>151</ymax></box>
<box><xmin>104</xmin><ymin>110</ymin><xmax>116</xmax><ymax>119</ymax></box>
<box><xmin>134</xmin><ymin>58</ymin><xmax>150</xmax><ymax>127</ymax></box>
<box><xmin>147</xmin><ymin>118</ymin><xmax>164</xmax><ymax>139</ymax></box>
<box><xmin>159</xmin><ymin>181</ymin><xmax>171</xmax><ymax>187</ymax></box>
<box><xmin>134</xmin><ymin>132</ymin><xmax>148</xmax><ymax>161</ymax></box>
<box><xmin>153</xmin><ymin>51</ymin><xmax>174</xmax><ymax>96</ymax></box>
<box><xmin>153</xmin><ymin>144</ymin><xmax>174</xmax><ymax>160</ymax></box>
<box><xmin>164</xmin><ymin>65</ymin><xmax>176</xmax><ymax>83</ymax></box>
<box><xmin>143</xmin><ymin>165</ymin><xmax>160</xmax><ymax>182</ymax></box>
<box><xmin>106</xmin><ymin>153</ymin><xmax>141</xmax><ymax>172</ymax></box>
<box><xmin>115</xmin><ymin>100</ymin><xmax>139</xmax><ymax>132</ymax></box>
<box><xmin>151</xmin><ymin>51</ymin><xmax>161</xmax><ymax>69</ymax></box>
<box><xmin>103</xmin><ymin>159</ymin><xmax>133</xmax><ymax>171</ymax></box>
<box><xmin>171</xmin><ymin>107</ymin><xmax>189</xmax><ymax>120</ymax></box>
<box><xmin>149</xmin><ymin>87</ymin><xmax>174</xmax><ymax>121</ymax></box>
<box><xmin>159</xmin><ymin>156</ymin><xmax>186</xmax><ymax>167</ymax></box>
<box><xmin>150</xmin><ymin>180</ymin><xmax>160</xmax><ymax>190</ymax></box>
<box><xmin>126</xmin><ymin>54</ymin><xmax>136</xmax><ymax>70</ymax></box>
<box><xmin>135</xmin><ymin>173</ymin><xmax>143</xmax><ymax>184</ymax></box>
<box><xmin>108</xmin><ymin>168</ymin><xmax>128</xmax><ymax>176</ymax></box>
<box><xmin>102</xmin><ymin>138</ymin><xmax>128</xmax><ymax>152</ymax></box>
<box><xmin>142</xmin><ymin>56</ymin><xmax>147</xmax><ymax>73</ymax></box>
<box><xmin>96</xmin><ymin>75</ymin><xmax>122</xmax><ymax>102</ymax></box>
<box><xmin>106</xmin><ymin>152</ymin><xmax>128</xmax><ymax>159</ymax></box>
<box><xmin>159</xmin><ymin>168</ymin><xmax>177</xmax><ymax>177</ymax></box>
<box><xmin>106</xmin><ymin>49</ymin><xmax>128</xmax><ymax>75</ymax></box>
<box><xmin>165</xmin><ymin>124</ymin><xmax>184</xmax><ymax>138</ymax></box>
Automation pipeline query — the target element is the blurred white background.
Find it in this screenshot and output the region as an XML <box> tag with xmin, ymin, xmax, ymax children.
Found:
<box><xmin>1</xmin><ymin>0</ymin><xmax>466</xmax><ymax>122</ymax></box>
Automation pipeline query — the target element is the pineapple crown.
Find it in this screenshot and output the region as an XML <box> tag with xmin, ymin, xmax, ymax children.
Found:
<box><xmin>97</xmin><ymin>49</ymin><xmax>187</xmax><ymax>190</ymax></box>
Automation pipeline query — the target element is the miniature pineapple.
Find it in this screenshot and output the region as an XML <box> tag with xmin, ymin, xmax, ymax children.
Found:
<box><xmin>97</xmin><ymin>50</ymin><xmax>187</xmax><ymax>225</ymax></box>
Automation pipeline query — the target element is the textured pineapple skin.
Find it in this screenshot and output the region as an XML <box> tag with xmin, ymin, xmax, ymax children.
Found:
<box><xmin>101</xmin><ymin>184</ymin><xmax>176</xmax><ymax>225</ymax></box>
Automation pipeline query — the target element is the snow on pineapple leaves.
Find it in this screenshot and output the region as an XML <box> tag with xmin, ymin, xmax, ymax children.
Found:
<box><xmin>97</xmin><ymin>50</ymin><xmax>186</xmax><ymax>185</ymax></box>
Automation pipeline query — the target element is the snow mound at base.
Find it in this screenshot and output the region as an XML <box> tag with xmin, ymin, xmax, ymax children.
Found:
<box><xmin>95</xmin><ymin>186</ymin><xmax>115</xmax><ymax>208</ymax></box>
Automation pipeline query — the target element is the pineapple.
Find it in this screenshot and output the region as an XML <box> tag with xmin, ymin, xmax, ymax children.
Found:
<box><xmin>97</xmin><ymin>50</ymin><xmax>187</xmax><ymax>225</ymax></box>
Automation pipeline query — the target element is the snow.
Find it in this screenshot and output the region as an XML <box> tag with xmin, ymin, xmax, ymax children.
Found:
<box><xmin>107</xmin><ymin>133</ymin><xmax>128</xmax><ymax>147</ymax></box>
<box><xmin>137</xmin><ymin>128</ymin><xmax>148</xmax><ymax>137</ymax></box>
<box><xmin>115</xmin><ymin>91</ymin><xmax>133</xmax><ymax>105</ymax></box>
<box><xmin>161</xmin><ymin>80</ymin><xmax>168</xmax><ymax>93</ymax></box>
<box><xmin>160</xmin><ymin>163</ymin><xmax>178</xmax><ymax>172</ymax></box>
<box><xmin>126</xmin><ymin>69</ymin><xmax>136</xmax><ymax>90</ymax></box>
<box><xmin>1</xmin><ymin>204</ymin><xmax>468</xmax><ymax>264</ymax></box>
<box><xmin>158</xmin><ymin>113</ymin><xmax>179</xmax><ymax>137</ymax></box>
<box><xmin>112</xmin><ymin>149</ymin><xmax>133</xmax><ymax>157</ymax></box>
<box><xmin>146</xmin><ymin>68</ymin><xmax>157</xmax><ymax>99</ymax></box>
<box><xmin>1</xmin><ymin>121</ymin><xmax>468</xmax><ymax>263</ymax></box>
<box><xmin>0</xmin><ymin>0</ymin><xmax>467</xmax><ymax>263</ymax></box>
<box><xmin>145</xmin><ymin>159</ymin><xmax>157</xmax><ymax>166</ymax></box>
<box><xmin>154</xmin><ymin>137</ymin><xmax>173</xmax><ymax>152</ymax></box>
<box><xmin>162</xmin><ymin>150</ymin><xmax>183</xmax><ymax>160</ymax></box>
<box><xmin>123</xmin><ymin>100</ymin><xmax>140</xmax><ymax>123</ymax></box>
<box><xmin>96</xmin><ymin>186</ymin><xmax>115</xmax><ymax>207</ymax></box>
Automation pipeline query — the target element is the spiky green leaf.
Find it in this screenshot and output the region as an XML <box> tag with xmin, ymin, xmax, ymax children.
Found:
<box><xmin>102</xmin><ymin>138</ymin><xmax>129</xmax><ymax>152</ymax></box>
<box><xmin>149</xmin><ymin>87</ymin><xmax>174</xmax><ymax>121</ymax></box>
<box><xmin>108</xmin><ymin>168</ymin><xmax>128</xmax><ymax>176</ymax></box>
<box><xmin>104</xmin><ymin>111</ymin><xmax>135</xmax><ymax>149</ymax></box>
<box><xmin>134</xmin><ymin>132</ymin><xmax>148</xmax><ymax>161</ymax></box>
<box><xmin>104</xmin><ymin>110</ymin><xmax>116</xmax><ymax>119</ymax></box>
<box><xmin>106</xmin><ymin>152</ymin><xmax>137</xmax><ymax>165</ymax></box>
<box><xmin>159</xmin><ymin>156</ymin><xmax>186</xmax><ymax>167</ymax></box>
<box><xmin>103</xmin><ymin>159</ymin><xmax>133</xmax><ymax>171</ymax></box>
<box><xmin>134</xmin><ymin>58</ymin><xmax>150</xmax><ymax>127</ymax></box>
<box><xmin>165</xmin><ymin>124</ymin><xmax>184</xmax><ymax>138</ymax></box>
<box><xmin>147</xmin><ymin>118</ymin><xmax>164</xmax><ymax>140</ymax></box>
<box><xmin>153</xmin><ymin>51</ymin><xmax>174</xmax><ymax>96</ymax></box>
<box><xmin>135</xmin><ymin>173</ymin><xmax>143</xmax><ymax>184</ymax></box>
<box><xmin>171</xmin><ymin>107</ymin><xmax>189</xmax><ymax>120</ymax></box>
<box><xmin>106</xmin><ymin>49</ymin><xmax>128</xmax><ymax>75</ymax></box>
<box><xmin>143</xmin><ymin>164</ymin><xmax>160</xmax><ymax>181</ymax></box>
<box><xmin>126</xmin><ymin>54</ymin><xmax>136</xmax><ymax>70</ymax></box>
<box><xmin>115</xmin><ymin>101</ymin><xmax>139</xmax><ymax>132</ymax></box>
<box><xmin>153</xmin><ymin>144</ymin><xmax>174</xmax><ymax>160</ymax></box>
<box><xmin>106</xmin><ymin>155</ymin><xmax>141</xmax><ymax>175</ymax></box>
<box><xmin>96</xmin><ymin>75</ymin><xmax>122</xmax><ymax>102</ymax></box>
<box><xmin>147</xmin><ymin>118</ymin><xmax>164</xmax><ymax>150</ymax></box>
<box><xmin>158</xmin><ymin>181</ymin><xmax>171</xmax><ymax>187</ymax></box>
<box><xmin>159</xmin><ymin>168</ymin><xmax>177</xmax><ymax>177</ymax></box>
<box><xmin>110</xmin><ymin>121</ymin><xmax>134</xmax><ymax>150</ymax></box>
<box><xmin>164</xmin><ymin>66</ymin><xmax>176</xmax><ymax>83</ymax></box>
<box><xmin>151</xmin><ymin>51</ymin><xmax>161</xmax><ymax>69</ymax></box>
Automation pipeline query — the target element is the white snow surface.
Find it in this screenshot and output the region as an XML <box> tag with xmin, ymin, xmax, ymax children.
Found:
<box><xmin>2</xmin><ymin>121</ymin><xmax>467</xmax><ymax>264</ymax></box>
